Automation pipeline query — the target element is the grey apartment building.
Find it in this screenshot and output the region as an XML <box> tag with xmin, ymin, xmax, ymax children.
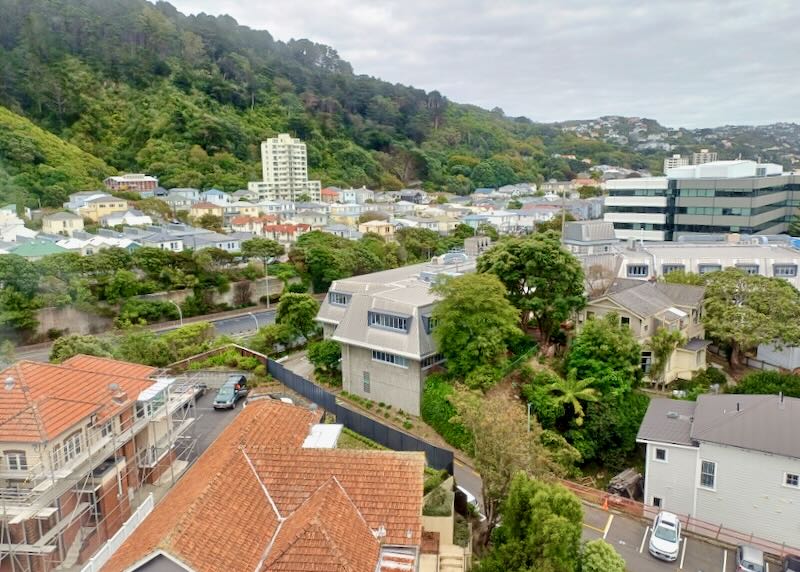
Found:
<box><xmin>604</xmin><ymin>160</ymin><xmax>800</xmax><ymax>241</ymax></box>
<box><xmin>315</xmin><ymin>238</ymin><xmax>489</xmax><ymax>414</ymax></box>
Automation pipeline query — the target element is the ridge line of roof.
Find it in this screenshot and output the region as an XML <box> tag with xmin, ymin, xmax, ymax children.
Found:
<box><xmin>691</xmin><ymin>394</ymin><xmax>771</xmax><ymax>440</ymax></box>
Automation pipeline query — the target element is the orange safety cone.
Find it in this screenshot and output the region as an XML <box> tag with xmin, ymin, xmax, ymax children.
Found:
<box><xmin>602</xmin><ymin>496</ymin><xmax>609</xmax><ymax>511</ymax></box>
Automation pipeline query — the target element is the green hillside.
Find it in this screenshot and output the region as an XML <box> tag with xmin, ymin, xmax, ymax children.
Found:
<box><xmin>0</xmin><ymin>106</ymin><xmax>114</xmax><ymax>207</ymax></box>
<box><xmin>0</xmin><ymin>0</ymin><xmax>655</xmax><ymax>207</ymax></box>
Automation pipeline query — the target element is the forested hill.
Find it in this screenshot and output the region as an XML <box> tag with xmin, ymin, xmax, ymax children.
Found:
<box><xmin>0</xmin><ymin>0</ymin><xmax>656</xmax><ymax>207</ymax></box>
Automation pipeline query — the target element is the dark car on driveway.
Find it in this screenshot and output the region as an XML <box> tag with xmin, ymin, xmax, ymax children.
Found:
<box><xmin>213</xmin><ymin>375</ymin><xmax>249</xmax><ymax>410</ymax></box>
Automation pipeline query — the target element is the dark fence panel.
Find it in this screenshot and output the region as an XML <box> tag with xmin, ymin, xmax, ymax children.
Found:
<box><xmin>263</xmin><ymin>354</ymin><xmax>454</xmax><ymax>474</ymax></box>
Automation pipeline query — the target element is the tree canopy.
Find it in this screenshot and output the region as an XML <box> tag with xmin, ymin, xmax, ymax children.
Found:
<box><xmin>431</xmin><ymin>273</ymin><xmax>520</xmax><ymax>385</ymax></box>
<box><xmin>276</xmin><ymin>292</ymin><xmax>320</xmax><ymax>340</ymax></box>
<box><xmin>477</xmin><ymin>231</ymin><xmax>585</xmax><ymax>345</ymax></box>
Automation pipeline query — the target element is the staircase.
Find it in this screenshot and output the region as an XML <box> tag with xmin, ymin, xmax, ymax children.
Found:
<box><xmin>438</xmin><ymin>544</ymin><xmax>466</xmax><ymax>572</ymax></box>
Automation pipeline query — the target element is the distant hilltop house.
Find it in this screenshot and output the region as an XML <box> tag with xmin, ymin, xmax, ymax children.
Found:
<box><xmin>103</xmin><ymin>173</ymin><xmax>158</xmax><ymax>193</ymax></box>
<box><xmin>189</xmin><ymin>201</ymin><xmax>224</xmax><ymax>220</ymax></box>
<box><xmin>0</xmin><ymin>206</ymin><xmax>37</xmax><ymax>242</ymax></box>
<box><xmin>42</xmin><ymin>211</ymin><xmax>84</xmax><ymax>236</ymax></box>
<box><xmin>637</xmin><ymin>394</ymin><xmax>800</xmax><ymax>546</ymax></box>
<box><xmin>100</xmin><ymin>209</ymin><xmax>153</xmax><ymax>228</ymax></box>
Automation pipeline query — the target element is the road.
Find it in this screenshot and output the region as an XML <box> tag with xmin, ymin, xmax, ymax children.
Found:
<box><xmin>15</xmin><ymin>308</ymin><xmax>277</xmax><ymax>363</ymax></box>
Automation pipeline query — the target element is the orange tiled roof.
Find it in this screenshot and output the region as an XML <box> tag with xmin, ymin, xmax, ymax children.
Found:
<box><xmin>264</xmin><ymin>223</ymin><xmax>310</xmax><ymax>234</ymax></box>
<box><xmin>321</xmin><ymin>187</ymin><xmax>339</xmax><ymax>196</ymax></box>
<box><xmin>0</xmin><ymin>357</ymin><xmax>156</xmax><ymax>443</ymax></box>
<box><xmin>264</xmin><ymin>477</ymin><xmax>380</xmax><ymax>571</ymax></box>
<box><xmin>102</xmin><ymin>401</ymin><xmax>425</xmax><ymax>572</ymax></box>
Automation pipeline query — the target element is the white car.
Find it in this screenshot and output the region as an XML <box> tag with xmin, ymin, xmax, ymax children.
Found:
<box><xmin>456</xmin><ymin>485</ymin><xmax>486</xmax><ymax>522</ymax></box>
<box><xmin>648</xmin><ymin>511</ymin><xmax>681</xmax><ymax>561</ymax></box>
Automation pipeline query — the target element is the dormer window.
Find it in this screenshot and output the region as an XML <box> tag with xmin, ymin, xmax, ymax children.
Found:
<box><xmin>422</xmin><ymin>315</ymin><xmax>438</xmax><ymax>334</ymax></box>
<box><xmin>368</xmin><ymin>311</ymin><xmax>410</xmax><ymax>332</ymax></box>
<box><xmin>328</xmin><ymin>291</ymin><xmax>351</xmax><ymax>306</ymax></box>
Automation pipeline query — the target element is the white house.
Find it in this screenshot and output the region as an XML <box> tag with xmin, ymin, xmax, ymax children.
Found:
<box><xmin>100</xmin><ymin>209</ymin><xmax>153</xmax><ymax>227</ymax></box>
<box><xmin>340</xmin><ymin>186</ymin><xmax>375</xmax><ymax>204</ymax></box>
<box><xmin>637</xmin><ymin>395</ymin><xmax>800</xmax><ymax>546</ymax></box>
<box><xmin>200</xmin><ymin>188</ymin><xmax>230</xmax><ymax>206</ymax></box>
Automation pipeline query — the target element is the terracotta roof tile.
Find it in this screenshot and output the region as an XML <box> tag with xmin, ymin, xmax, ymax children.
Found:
<box><xmin>102</xmin><ymin>401</ymin><xmax>426</xmax><ymax>572</ymax></box>
<box><xmin>0</xmin><ymin>358</ymin><xmax>155</xmax><ymax>442</ymax></box>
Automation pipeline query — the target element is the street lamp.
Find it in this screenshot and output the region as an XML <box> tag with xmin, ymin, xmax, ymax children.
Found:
<box><xmin>264</xmin><ymin>256</ymin><xmax>276</xmax><ymax>310</ymax></box>
<box><xmin>248</xmin><ymin>311</ymin><xmax>260</xmax><ymax>332</ymax></box>
<box><xmin>169</xmin><ymin>300</ymin><xmax>183</xmax><ymax>326</ymax></box>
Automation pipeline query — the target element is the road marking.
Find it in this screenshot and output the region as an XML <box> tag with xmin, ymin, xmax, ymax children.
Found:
<box><xmin>639</xmin><ymin>526</ymin><xmax>649</xmax><ymax>553</ymax></box>
<box><xmin>722</xmin><ymin>549</ymin><xmax>727</xmax><ymax>571</ymax></box>
<box><xmin>454</xmin><ymin>459</ymin><xmax>465</xmax><ymax>467</ymax></box>
<box><xmin>603</xmin><ymin>514</ymin><xmax>614</xmax><ymax>540</ymax></box>
<box><xmin>582</xmin><ymin>522</ymin><xmax>605</xmax><ymax>533</ymax></box>
<box><xmin>680</xmin><ymin>538</ymin><xmax>687</xmax><ymax>569</ymax></box>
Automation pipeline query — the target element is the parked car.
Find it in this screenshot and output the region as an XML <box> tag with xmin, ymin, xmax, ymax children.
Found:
<box><xmin>648</xmin><ymin>511</ymin><xmax>681</xmax><ymax>561</ymax></box>
<box><xmin>193</xmin><ymin>383</ymin><xmax>208</xmax><ymax>398</ymax></box>
<box><xmin>213</xmin><ymin>376</ymin><xmax>249</xmax><ymax>410</ymax></box>
<box><xmin>456</xmin><ymin>485</ymin><xmax>486</xmax><ymax>522</ymax></box>
<box><xmin>736</xmin><ymin>545</ymin><xmax>765</xmax><ymax>572</ymax></box>
<box><xmin>783</xmin><ymin>555</ymin><xmax>800</xmax><ymax>572</ymax></box>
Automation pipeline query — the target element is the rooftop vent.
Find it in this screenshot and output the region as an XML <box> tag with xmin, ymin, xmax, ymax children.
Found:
<box><xmin>108</xmin><ymin>383</ymin><xmax>128</xmax><ymax>405</ymax></box>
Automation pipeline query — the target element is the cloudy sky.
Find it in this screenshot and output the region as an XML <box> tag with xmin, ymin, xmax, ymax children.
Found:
<box><xmin>169</xmin><ymin>0</ymin><xmax>800</xmax><ymax>128</ymax></box>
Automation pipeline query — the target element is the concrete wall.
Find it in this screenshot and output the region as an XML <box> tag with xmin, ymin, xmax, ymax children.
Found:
<box><xmin>694</xmin><ymin>441</ymin><xmax>800</xmax><ymax>545</ymax></box>
<box><xmin>643</xmin><ymin>442</ymin><xmax>697</xmax><ymax>516</ymax></box>
<box><xmin>341</xmin><ymin>344</ymin><xmax>423</xmax><ymax>415</ymax></box>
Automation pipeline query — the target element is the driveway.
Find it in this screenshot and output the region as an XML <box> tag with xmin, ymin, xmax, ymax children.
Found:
<box><xmin>582</xmin><ymin>503</ymin><xmax>750</xmax><ymax>572</ymax></box>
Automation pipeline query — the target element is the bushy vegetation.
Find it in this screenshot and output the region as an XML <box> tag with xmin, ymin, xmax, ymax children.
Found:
<box><xmin>727</xmin><ymin>370</ymin><xmax>800</xmax><ymax>398</ymax></box>
<box><xmin>0</xmin><ymin>0</ymin><xmax>660</xmax><ymax>209</ymax></box>
<box><xmin>420</xmin><ymin>374</ymin><xmax>473</xmax><ymax>451</ymax></box>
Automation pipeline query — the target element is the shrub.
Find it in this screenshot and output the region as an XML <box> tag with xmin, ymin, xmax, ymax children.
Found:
<box><xmin>254</xmin><ymin>364</ymin><xmax>267</xmax><ymax>377</ymax></box>
<box><xmin>403</xmin><ymin>420</ymin><xmax>413</xmax><ymax>430</ymax></box>
<box><xmin>728</xmin><ymin>370</ymin><xmax>800</xmax><ymax>398</ymax></box>
<box><xmin>423</xmin><ymin>468</ymin><xmax>449</xmax><ymax>495</ymax></box>
<box><xmin>421</xmin><ymin>374</ymin><xmax>473</xmax><ymax>451</ymax></box>
<box><xmin>116</xmin><ymin>298</ymin><xmax>179</xmax><ymax>326</ymax></box>
<box><xmin>692</xmin><ymin>366</ymin><xmax>727</xmax><ymax>388</ymax></box>
<box><xmin>286</xmin><ymin>282</ymin><xmax>308</xmax><ymax>293</ymax></box>
<box><xmin>422</xmin><ymin>488</ymin><xmax>453</xmax><ymax>517</ymax></box>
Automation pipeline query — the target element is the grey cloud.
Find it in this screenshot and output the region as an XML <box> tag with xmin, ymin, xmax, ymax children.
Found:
<box><xmin>168</xmin><ymin>0</ymin><xmax>800</xmax><ymax>127</ymax></box>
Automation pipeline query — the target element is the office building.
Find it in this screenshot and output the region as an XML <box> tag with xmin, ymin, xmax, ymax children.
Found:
<box><xmin>103</xmin><ymin>174</ymin><xmax>158</xmax><ymax>193</ymax></box>
<box><xmin>663</xmin><ymin>154</ymin><xmax>689</xmax><ymax>172</ymax></box>
<box><xmin>604</xmin><ymin>160</ymin><xmax>800</xmax><ymax>241</ymax></box>
<box><xmin>247</xmin><ymin>133</ymin><xmax>322</xmax><ymax>202</ymax></box>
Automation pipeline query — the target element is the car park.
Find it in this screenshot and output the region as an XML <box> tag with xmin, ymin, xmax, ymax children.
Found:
<box><xmin>648</xmin><ymin>511</ymin><xmax>681</xmax><ymax>561</ymax></box>
<box><xmin>736</xmin><ymin>545</ymin><xmax>765</xmax><ymax>572</ymax></box>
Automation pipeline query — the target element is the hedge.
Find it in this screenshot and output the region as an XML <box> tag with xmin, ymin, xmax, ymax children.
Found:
<box><xmin>421</xmin><ymin>374</ymin><xmax>472</xmax><ymax>452</ymax></box>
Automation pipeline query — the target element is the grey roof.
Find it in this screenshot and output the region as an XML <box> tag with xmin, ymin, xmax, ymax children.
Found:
<box><xmin>602</xmin><ymin>280</ymin><xmax>704</xmax><ymax>318</ymax></box>
<box><xmin>141</xmin><ymin>232</ymin><xmax>181</xmax><ymax>244</ymax></box>
<box><xmin>318</xmin><ymin>254</ymin><xmax>476</xmax><ymax>359</ymax></box>
<box><xmin>690</xmin><ymin>394</ymin><xmax>800</xmax><ymax>459</ymax></box>
<box><xmin>682</xmin><ymin>338</ymin><xmax>711</xmax><ymax>351</ymax></box>
<box><xmin>44</xmin><ymin>211</ymin><xmax>82</xmax><ymax>221</ymax></box>
<box><xmin>637</xmin><ymin>399</ymin><xmax>697</xmax><ymax>446</ymax></box>
<box><xmin>564</xmin><ymin>220</ymin><xmax>617</xmax><ymax>244</ymax></box>
<box><xmin>84</xmin><ymin>194</ymin><xmax>120</xmax><ymax>204</ymax></box>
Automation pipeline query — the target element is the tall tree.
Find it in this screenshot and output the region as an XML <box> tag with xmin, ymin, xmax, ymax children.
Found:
<box><xmin>241</xmin><ymin>237</ymin><xmax>285</xmax><ymax>277</ymax></box>
<box><xmin>477</xmin><ymin>231</ymin><xmax>585</xmax><ymax>346</ymax></box>
<box><xmin>567</xmin><ymin>313</ymin><xmax>642</xmax><ymax>393</ymax></box>
<box><xmin>703</xmin><ymin>268</ymin><xmax>800</xmax><ymax>365</ymax></box>
<box><xmin>451</xmin><ymin>390</ymin><xmax>578</xmax><ymax>543</ymax></box>
<box><xmin>49</xmin><ymin>334</ymin><xmax>114</xmax><ymax>363</ymax></box>
<box><xmin>474</xmin><ymin>472</ymin><xmax>583</xmax><ymax>572</ymax></box>
<box><xmin>276</xmin><ymin>293</ymin><xmax>320</xmax><ymax>340</ymax></box>
<box><xmin>647</xmin><ymin>327</ymin><xmax>686</xmax><ymax>390</ymax></box>
<box><xmin>431</xmin><ymin>273</ymin><xmax>520</xmax><ymax>384</ymax></box>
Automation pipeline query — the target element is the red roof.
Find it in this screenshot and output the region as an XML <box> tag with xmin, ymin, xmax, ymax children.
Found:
<box><xmin>0</xmin><ymin>357</ymin><xmax>156</xmax><ymax>443</ymax></box>
<box><xmin>264</xmin><ymin>224</ymin><xmax>310</xmax><ymax>234</ymax></box>
<box><xmin>102</xmin><ymin>401</ymin><xmax>424</xmax><ymax>572</ymax></box>
<box><xmin>321</xmin><ymin>188</ymin><xmax>340</xmax><ymax>196</ymax></box>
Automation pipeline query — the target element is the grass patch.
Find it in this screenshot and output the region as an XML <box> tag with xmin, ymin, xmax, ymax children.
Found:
<box><xmin>336</xmin><ymin>427</ymin><xmax>388</xmax><ymax>451</ymax></box>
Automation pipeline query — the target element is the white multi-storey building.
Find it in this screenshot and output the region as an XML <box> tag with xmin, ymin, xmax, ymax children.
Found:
<box><xmin>663</xmin><ymin>154</ymin><xmax>689</xmax><ymax>172</ymax></box>
<box><xmin>692</xmin><ymin>148</ymin><xmax>718</xmax><ymax>165</ymax></box>
<box><xmin>247</xmin><ymin>134</ymin><xmax>321</xmax><ymax>202</ymax></box>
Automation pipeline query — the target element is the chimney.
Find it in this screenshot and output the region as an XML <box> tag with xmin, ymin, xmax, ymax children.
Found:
<box><xmin>108</xmin><ymin>383</ymin><xmax>128</xmax><ymax>406</ymax></box>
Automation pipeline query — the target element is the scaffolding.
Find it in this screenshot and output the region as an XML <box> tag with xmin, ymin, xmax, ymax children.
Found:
<box><xmin>0</xmin><ymin>376</ymin><xmax>199</xmax><ymax>572</ymax></box>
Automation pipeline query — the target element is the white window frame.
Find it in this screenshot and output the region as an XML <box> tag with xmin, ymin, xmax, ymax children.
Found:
<box><xmin>3</xmin><ymin>451</ymin><xmax>28</xmax><ymax>472</ymax></box>
<box><xmin>699</xmin><ymin>460</ymin><xmax>716</xmax><ymax>490</ymax></box>
<box><xmin>784</xmin><ymin>472</ymin><xmax>800</xmax><ymax>489</ymax></box>
<box><xmin>652</xmin><ymin>496</ymin><xmax>663</xmax><ymax>508</ymax></box>
<box><xmin>653</xmin><ymin>447</ymin><xmax>668</xmax><ymax>463</ymax></box>
<box><xmin>371</xmin><ymin>350</ymin><xmax>409</xmax><ymax>368</ymax></box>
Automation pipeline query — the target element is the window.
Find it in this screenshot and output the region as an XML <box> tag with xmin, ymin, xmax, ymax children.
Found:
<box><xmin>654</xmin><ymin>448</ymin><xmax>668</xmax><ymax>462</ymax></box>
<box><xmin>62</xmin><ymin>431</ymin><xmax>83</xmax><ymax>464</ymax></box>
<box><xmin>785</xmin><ymin>473</ymin><xmax>799</xmax><ymax>488</ymax></box>
<box><xmin>363</xmin><ymin>371</ymin><xmax>370</xmax><ymax>393</ymax></box>
<box><xmin>99</xmin><ymin>422</ymin><xmax>113</xmax><ymax>438</ymax></box>
<box><xmin>774</xmin><ymin>264</ymin><xmax>798</xmax><ymax>277</ymax></box>
<box><xmin>328</xmin><ymin>291</ymin><xmax>351</xmax><ymax>306</ymax></box>
<box><xmin>3</xmin><ymin>451</ymin><xmax>27</xmax><ymax>471</ymax></box>
<box><xmin>422</xmin><ymin>315</ymin><xmax>438</xmax><ymax>334</ymax></box>
<box><xmin>662</xmin><ymin>264</ymin><xmax>685</xmax><ymax>275</ymax></box>
<box><xmin>421</xmin><ymin>353</ymin><xmax>445</xmax><ymax>369</ymax></box>
<box><xmin>372</xmin><ymin>350</ymin><xmax>408</xmax><ymax>368</ymax></box>
<box><xmin>700</xmin><ymin>460</ymin><xmax>716</xmax><ymax>489</ymax></box>
<box><xmin>698</xmin><ymin>264</ymin><xmax>722</xmax><ymax>275</ymax></box>
<box><xmin>735</xmin><ymin>264</ymin><xmax>759</xmax><ymax>275</ymax></box>
<box><xmin>621</xmin><ymin>316</ymin><xmax>630</xmax><ymax>328</ymax></box>
<box><xmin>626</xmin><ymin>264</ymin><xmax>649</xmax><ymax>278</ymax></box>
<box><xmin>641</xmin><ymin>351</ymin><xmax>652</xmax><ymax>374</ymax></box>
<box><xmin>652</xmin><ymin>497</ymin><xmax>662</xmax><ymax>508</ymax></box>
<box><xmin>368</xmin><ymin>311</ymin><xmax>410</xmax><ymax>332</ymax></box>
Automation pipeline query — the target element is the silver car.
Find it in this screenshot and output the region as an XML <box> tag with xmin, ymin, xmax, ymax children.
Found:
<box><xmin>648</xmin><ymin>511</ymin><xmax>681</xmax><ymax>561</ymax></box>
<box><xmin>736</xmin><ymin>545</ymin><xmax>765</xmax><ymax>572</ymax></box>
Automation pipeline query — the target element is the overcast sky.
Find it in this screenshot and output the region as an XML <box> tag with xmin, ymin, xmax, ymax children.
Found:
<box><xmin>168</xmin><ymin>0</ymin><xmax>800</xmax><ymax>128</ymax></box>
